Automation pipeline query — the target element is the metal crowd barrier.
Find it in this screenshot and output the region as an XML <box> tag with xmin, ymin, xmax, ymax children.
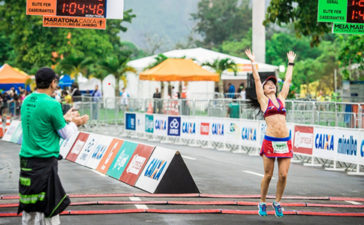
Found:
<box><xmin>63</xmin><ymin>97</ymin><xmax>363</xmax><ymax>129</ymax></box>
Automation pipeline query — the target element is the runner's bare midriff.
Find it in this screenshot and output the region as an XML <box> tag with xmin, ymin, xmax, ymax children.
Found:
<box><xmin>265</xmin><ymin>114</ymin><xmax>289</xmax><ymax>138</ymax></box>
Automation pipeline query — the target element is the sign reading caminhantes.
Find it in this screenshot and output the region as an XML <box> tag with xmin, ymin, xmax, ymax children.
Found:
<box><xmin>43</xmin><ymin>15</ymin><xmax>106</xmax><ymax>29</ymax></box>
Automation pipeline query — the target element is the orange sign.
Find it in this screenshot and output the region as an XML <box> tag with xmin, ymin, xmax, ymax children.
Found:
<box><xmin>26</xmin><ymin>0</ymin><xmax>56</xmax><ymax>16</ymax></box>
<box><xmin>43</xmin><ymin>15</ymin><xmax>106</xmax><ymax>29</ymax></box>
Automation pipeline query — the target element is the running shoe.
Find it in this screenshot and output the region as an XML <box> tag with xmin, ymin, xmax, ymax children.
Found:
<box><xmin>272</xmin><ymin>201</ymin><xmax>284</xmax><ymax>217</ymax></box>
<box><xmin>258</xmin><ymin>202</ymin><xmax>267</xmax><ymax>216</ymax></box>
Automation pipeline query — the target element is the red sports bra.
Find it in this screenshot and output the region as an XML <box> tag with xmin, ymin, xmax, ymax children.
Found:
<box><xmin>263</xmin><ymin>98</ymin><xmax>286</xmax><ymax>118</ymax></box>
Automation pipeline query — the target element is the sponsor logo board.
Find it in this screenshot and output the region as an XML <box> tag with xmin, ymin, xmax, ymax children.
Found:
<box><xmin>120</xmin><ymin>144</ymin><xmax>155</xmax><ymax>186</ymax></box>
<box><xmin>293</xmin><ymin>126</ymin><xmax>314</xmax><ymax>155</ymax></box>
<box><xmin>96</xmin><ymin>138</ymin><xmax>124</xmax><ymax>174</ymax></box>
<box><xmin>106</xmin><ymin>141</ymin><xmax>138</xmax><ymax>180</ymax></box>
<box><xmin>66</xmin><ymin>132</ymin><xmax>90</xmax><ymax>162</ymax></box>
<box><xmin>167</xmin><ymin>116</ymin><xmax>181</xmax><ymax>136</ymax></box>
<box><xmin>135</xmin><ymin>146</ymin><xmax>176</xmax><ymax>193</ymax></box>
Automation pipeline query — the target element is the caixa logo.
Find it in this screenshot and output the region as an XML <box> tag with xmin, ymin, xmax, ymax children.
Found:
<box><xmin>182</xmin><ymin>122</ymin><xmax>196</xmax><ymax>134</ymax></box>
<box><xmin>144</xmin><ymin>158</ymin><xmax>167</xmax><ymax>181</ymax></box>
<box><xmin>338</xmin><ymin>135</ymin><xmax>357</xmax><ymax>156</ymax></box>
<box><xmin>315</xmin><ymin>133</ymin><xmax>334</xmax><ymax>151</ymax></box>
<box><xmin>91</xmin><ymin>144</ymin><xmax>108</xmax><ymax>160</ymax></box>
<box><xmin>155</xmin><ymin>119</ymin><xmax>167</xmax><ymax>131</ymax></box>
<box><xmin>361</xmin><ymin>140</ymin><xmax>364</xmax><ymax>157</ymax></box>
<box><xmin>241</xmin><ymin>127</ymin><xmax>256</xmax><ymax>141</ymax></box>
<box><xmin>211</xmin><ymin>123</ymin><xmax>224</xmax><ymax>135</ymax></box>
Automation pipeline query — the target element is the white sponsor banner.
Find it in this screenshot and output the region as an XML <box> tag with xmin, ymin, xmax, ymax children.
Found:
<box><xmin>313</xmin><ymin>127</ymin><xmax>336</xmax><ymax>160</ymax></box>
<box><xmin>75</xmin><ymin>133</ymin><xmax>99</xmax><ymax>166</ymax></box>
<box><xmin>135</xmin><ymin>113</ymin><xmax>145</xmax><ymax>134</ymax></box>
<box><xmin>135</xmin><ymin>146</ymin><xmax>176</xmax><ymax>193</ymax></box>
<box><xmin>180</xmin><ymin>116</ymin><xmax>198</xmax><ymax>139</ymax></box>
<box><xmin>210</xmin><ymin>117</ymin><xmax>225</xmax><ymax>143</ymax></box>
<box><xmin>258</xmin><ymin>121</ymin><xmax>267</xmax><ymax>147</ymax></box>
<box><xmin>59</xmin><ymin>132</ymin><xmax>79</xmax><ymax>158</ymax></box>
<box><xmin>153</xmin><ymin>114</ymin><xmax>168</xmax><ymax>136</ymax></box>
<box><xmin>335</xmin><ymin>129</ymin><xmax>360</xmax><ymax>164</ymax></box>
<box><xmin>225</xmin><ymin>118</ymin><xmax>242</xmax><ymax>145</ymax></box>
<box><xmin>240</xmin><ymin>119</ymin><xmax>259</xmax><ymax>147</ymax></box>
<box><xmin>196</xmin><ymin>117</ymin><xmax>211</xmax><ymax>141</ymax></box>
<box><xmin>359</xmin><ymin>132</ymin><xmax>364</xmax><ymax>165</ymax></box>
<box><xmin>86</xmin><ymin>135</ymin><xmax>114</xmax><ymax>169</ymax></box>
<box><xmin>2</xmin><ymin>120</ymin><xmax>21</xmax><ymax>142</ymax></box>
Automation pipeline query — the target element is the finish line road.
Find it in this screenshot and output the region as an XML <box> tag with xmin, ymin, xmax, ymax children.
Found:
<box><xmin>0</xmin><ymin>139</ymin><xmax>363</xmax><ymax>225</ymax></box>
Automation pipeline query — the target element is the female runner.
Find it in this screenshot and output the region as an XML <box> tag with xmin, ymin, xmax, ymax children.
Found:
<box><xmin>245</xmin><ymin>49</ymin><xmax>296</xmax><ymax>217</ymax></box>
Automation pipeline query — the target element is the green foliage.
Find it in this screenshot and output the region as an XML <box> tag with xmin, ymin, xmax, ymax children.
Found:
<box><xmin>336</xmin><ymin>35</ymin><xmax>364</xmax><ymax>80</ymax></box>
<box><xmin>0</xmin><ymin>0</ymin><xmax>136</xmax><ymax>74</ymax></box>
<box><xmin>220</xmin><ymin>29</ymin><xmax>252</xmax><ymax>57</ymax></box>
<box><xmin>264</xmin><ymin>0</ymin><xmax>331</xmax><ymax>46</ymax></box>
<box><xmin>191</xmin><ymin>0</ymin><xmax>251</xmax><ymax>48</ymax></box>
<box><xmin>266</xmin><ymin>32</ymin><xmax>322</xmax><ymax>66</ymax></box>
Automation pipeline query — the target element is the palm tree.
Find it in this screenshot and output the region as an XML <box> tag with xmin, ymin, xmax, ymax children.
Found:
<box><xmin>56</xmin><ymin>54</ymin><xmax>93</xmax><ymax>81</ymax></box>
<box><xmin>99</xmin><ymin>55</ymin><xmax>136</xmax><ymax>96</ymax></box>
<box><xmin>202</xmin><ymin>58</ymin><xmax>237</xmax><ymax>95</ymax></box>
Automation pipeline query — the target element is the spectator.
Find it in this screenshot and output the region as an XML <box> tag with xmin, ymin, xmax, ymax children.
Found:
<box><xmin>227</xmin><ymin>97</ymin><xmax>240</xmax><ymax>118</ymax></box>
<box><xmin>121</xmin><ymin>87</ymin><xmax>129</xmax><ymax>111</ymax></box>
<box><xmin>91</xmin><ymin>85</ymin><xmax>102</xmax><ymax>120</ymax></box>
<box><xmin>152</xmin><ymin>88</ymin><xmax>161</xmax><ymax>113</ymax></box>
<box><xmin>227</xmin><ymin>83</ymin><xmax>235</xmax><ymax>98</ymax></box>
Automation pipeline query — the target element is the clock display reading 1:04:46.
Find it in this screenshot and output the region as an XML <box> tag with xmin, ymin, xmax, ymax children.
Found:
<box><xmin>347</xmin><ymin>0</ymin><xmax>364</xmax><ymax>23</ymax></box>
<box><xmin>56</xmin><ymin>0</ymin><xmax>106</xmax><ymax>18</ymax></box>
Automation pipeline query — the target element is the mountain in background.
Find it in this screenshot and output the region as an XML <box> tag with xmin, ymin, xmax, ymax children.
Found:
<box><xmin>121</xmin><ymin>0</ymin><xmax>271</xmax><ymax>54</ymax></box>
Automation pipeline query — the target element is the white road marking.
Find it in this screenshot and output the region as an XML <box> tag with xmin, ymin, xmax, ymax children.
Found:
<box><xmin>242</xmin><ymin>170</ymin><xmax>275</xmax><ymax>179</ymax></box>
<box><xmin>182</xmin><ymin>155</ymin><xmax>197</xmax><ymax>161</ymax></box>
<box><xmin>129</xmin><ymin>197</ymin><xmax>149</xmax><ymax>209</ymax></box>
<box><xmin>345</xmin><ymin>201</ymin><xmax>361</xmax><ymax>205</ymax></box>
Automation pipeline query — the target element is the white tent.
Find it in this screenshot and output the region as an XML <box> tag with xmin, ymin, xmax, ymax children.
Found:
<box><xmin>126</xmin><ymin>48</ymin><xmax>278</xmax><ymax>99</ymax></box>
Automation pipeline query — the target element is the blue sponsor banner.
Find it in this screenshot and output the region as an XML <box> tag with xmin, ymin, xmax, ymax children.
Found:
<box><xmin>241</xmin><ymin>127</ymin><xmax>257</xmax><ymax>141</ymax></box>
<box><xmin>144</xmin><ymin>158</ymin><xmax>168</xmax><ymax>181</ymax></box>
<box><xmin>182</xmin><ymin>121</ymin><xmax>196</xmax><ymax>135</ymax></box>
<box><xmin>337</xmin><ymin>135</ymin><xmax>357</xmax><ymax>156</ymax></box>
<box><xmin>167</xmin><ymin>116</ymin><xmax>181</xmax><ymax>136</ymax></box>
<box><xmin>125</xmin><ymin>113</ymin><xmax>136</xmax><ymax>131</ymax></box>
<box><xmin>145</xmin><ymin>114</ymin><xmax>154</xmax><ymax>133</ymax></box>
<box><xmin>361</xmin><ymin>139</ymin><xmax>364</xmax><ymax>158</ymax></box>
<box><xmin>211</xmin><ymin>123</ymin><xmax>224</xmax><ymax>136</ymax></box>
<box><xmin>315</xmin><ymin>133</ymin><xmax>335</xmax><ymax>151</ymax></box>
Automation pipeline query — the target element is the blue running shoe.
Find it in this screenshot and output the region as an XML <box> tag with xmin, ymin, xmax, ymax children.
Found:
<box><xmin>258</xmin><ymin>202</ymin><xmax>267</xmax><ymax>216</ymax></box>
<box><xmin>272</xmin><ymin>201</ymin><xmax>284</xmax><ymax>217</ymax></box>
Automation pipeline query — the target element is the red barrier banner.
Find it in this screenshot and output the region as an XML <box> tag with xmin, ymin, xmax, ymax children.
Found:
<box><xmin>120</xmin><ymin>144</ymin><xmax>155</xmax><ymax>186</ymax></box>
<box><xmin>66</xmin><ymin>132</ymin><xmax>90</xmax><ymax>162</ymax></box>
<box><xmin>293</xmin><ymin>125</ymin><xmax>314</xmax><ymax>155</ymax></box>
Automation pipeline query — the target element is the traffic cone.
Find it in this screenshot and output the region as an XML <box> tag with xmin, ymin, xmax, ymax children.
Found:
<box><xmin>0</xmin><ymin>118</ymin><xmax>3</xmax><ymax>138</ymax></box>
<box><xmin>147</xmin><ymin>102</ymin><xmax>153</xmax><ymax>114</ymax></box>
<box><xmin>4</xmin><ymin>115</ymin><xmax>11</xmax><ymax>133</ymax></box>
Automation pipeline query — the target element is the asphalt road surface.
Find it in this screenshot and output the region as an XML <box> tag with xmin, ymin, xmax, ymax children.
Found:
<box><xmin>1</xmin><ymin>133</ymin><xmax>363</xmax><ymax>225</ymax></box>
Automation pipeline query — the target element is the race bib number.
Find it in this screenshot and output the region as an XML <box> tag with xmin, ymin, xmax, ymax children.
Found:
<box><xmin>272</xmin><ymin>142</ymin><xmax>289</xmax><ymax>154</ymax></box>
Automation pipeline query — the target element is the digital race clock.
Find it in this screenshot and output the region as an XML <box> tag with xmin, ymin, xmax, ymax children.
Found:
<box><xmin>56</xmin><ymin>0</ymin><xmax>106</xmax><ymax>18</ymax></box>
<box><xmin>347</xmin><ymin>0</ymin><xmax>364</xmax><ymax>23</ymax></box>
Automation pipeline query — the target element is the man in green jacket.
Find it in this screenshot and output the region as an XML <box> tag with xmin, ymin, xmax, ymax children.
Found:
<box><xmin>19</xmin><ymin>67</ymin><xmax>88</xmax><ymax>225</ymax></box>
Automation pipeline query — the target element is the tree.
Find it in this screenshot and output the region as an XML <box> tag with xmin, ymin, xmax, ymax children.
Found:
<box><xmin>202</xmin><ymin>58</ymin><xmax>237</xmax><ymax>94</ymax></box>
<box><xmin>56</xmin><ymin>54</ymin><xmax>94</xmax><ymax>80</ymax></box>
<box><xmin>220</xmin><ymin>29</ymin><xmax>252</xmax><ymax>58</ymax></box>
<box><xmin>0</xmin><ymin>0</ymin><xmax>136</xmax><ymax>73</ymax></box>
<box><xmin>264</xmin><ymin>0</ymin><xmax>331</xmax><ymax>46</ymax></box>
<box><xmin>99</xmin><ymin>55</ymin><xmax>136</xmax><ymax>95</ymax></box>
<box><xmin>336</xmin><ymin>35</ymin><xmax>364</xmax><ymax>81</ymax></box>
<box><xmin>191</xmin><ymin>0</ymin><xmax>251</xmax><ymax>48</ymax></box>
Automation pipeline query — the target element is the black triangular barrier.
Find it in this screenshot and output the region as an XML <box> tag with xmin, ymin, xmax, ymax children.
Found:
<box><xmin>154</xmin><ymin>152</ymin><xmax>200</xmax><ymax>194</ymax></box>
